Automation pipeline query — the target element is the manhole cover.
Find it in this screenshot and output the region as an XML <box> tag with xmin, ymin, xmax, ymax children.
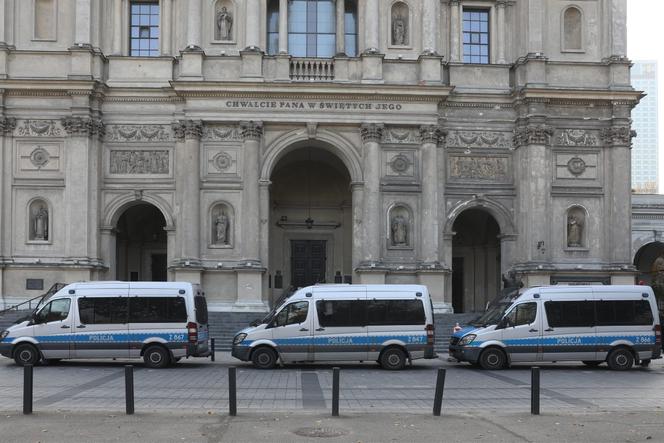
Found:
<box><xmin>292</xmin><ymin>427</ymin><xmax>349</xmax><ymax>438</ymax></box>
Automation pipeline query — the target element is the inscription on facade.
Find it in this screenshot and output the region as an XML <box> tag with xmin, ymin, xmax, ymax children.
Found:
<box><xmin>224</xmin><ymin>100</ymin><xmax>404</xmax><ymax>111</ymax></box>
<box><xmin>449</xmin><ymin>156</ymin><xmax>508</xmax><ymax>180</ymax></box>
<box><xmin>110</xmin><ymin>150</ymin><xmax>169</xmax><ymax>174</ymax></box>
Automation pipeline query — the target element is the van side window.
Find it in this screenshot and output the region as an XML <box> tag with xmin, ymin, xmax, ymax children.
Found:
<box><xmin>276</xmin><ymin>301</ymin><xmax>309</xmax><ymax>327</ymax></box>
<box><xmin>129</xmin><ymin>297</ymin><xmax>187</xmax><ymax>323</ymax></box>
<box><xmin>79</xmin><ymin>298</ymin><xmax>128</xmax><ymax>324</ymax></box>
<box><xmin>596</xmin><ymin>300</ymin><xmax>653</xmax><ymax>326</ymax></box>
<box><xmin>34</xmin><ymin>298</ymin><xmax>71</xmax><ymax>324</ymax></box>
<box><xmin>316</xmin><ymin>300</ymin><xmax>365</xmax><ymax>327</ymax></box>
<box><xmin>545</xmin><ymin>301</ymin><xmax>594</xmax><ymax>327</ymax></box>
<box><xmin>505</xmin><ymin>302</ymin><xmax>537</xmax><ymax>326</ymax></box>
<box><xmin>367</xmin><ymin>299</ymin><xmax>425</xmax><ymax>325</ymax></box>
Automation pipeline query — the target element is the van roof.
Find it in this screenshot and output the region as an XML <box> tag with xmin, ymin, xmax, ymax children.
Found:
<box><xmin>299</xmin><ymin>284</ymin><xmax>428</xmax><ymax>293</ymax></box>
<box><xmin>64</xmin><ymin>281</ymin><xmax>197</xmax><ymax>290</ymax></box>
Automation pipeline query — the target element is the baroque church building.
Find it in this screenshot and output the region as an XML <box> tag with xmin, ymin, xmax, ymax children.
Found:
<box><xmin>0</xmin><ymin>0</ymin><xmax>639</xmax><ymax>313</ymax></box>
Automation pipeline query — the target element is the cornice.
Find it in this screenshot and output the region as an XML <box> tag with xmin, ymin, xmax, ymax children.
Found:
<box><xmin>515</xmin><ymin>87</ymin><xmax>643</xmax><ymax>104</ymax></box>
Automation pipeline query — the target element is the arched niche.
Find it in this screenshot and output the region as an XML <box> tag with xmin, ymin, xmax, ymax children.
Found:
<box><xmin>387</xmin><ymin>204</ymin><xmax>413</xmax><ymax>249</ymax></box>
<box><xmin>390</xmin><ymin>1</ymin><xmax>409</xmax><ymax>47</ymax></box>
<box><xmin>562</xmin><ymin>6</ymin><xmax>583</xmax><ymax>51</ymax></box>
<box><xmin>566</xmin><ymin>205</ymin><xmax>588</xmax><ymax>249</ymax></box>
<box><xmin>214</xmin><ymin>0</ymin><xmax>235</xmax><ymax>42</ymax></box>
<box><xmin>210</xmin><ymin>202</ymin><xmax>234</xmax><ymax>248</ymax></box>
<box><xmin>27</xmin><ymin>198</ymin><xmax>51</xmax><ymax>243</ymax></box>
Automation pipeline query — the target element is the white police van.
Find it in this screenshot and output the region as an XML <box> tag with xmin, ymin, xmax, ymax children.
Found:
<box><xmin>232</xmin><ymin>284</ymin><xmax>436</xmax><ymax>370</ymax></box>
<box><xmin>449</xmin><ymin>285</ymin><xmax>662</xmax><ymax>370</ymax></box>
<box><xmin>0</xmin><ymin>281</ymin><xmax>210</xmax><ymax>368</ymax></box>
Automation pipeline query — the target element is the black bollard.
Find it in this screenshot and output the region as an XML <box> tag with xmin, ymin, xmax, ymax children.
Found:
<box><xmin>332</xmin><ymin>367</ymin><xmax>340</xmax><ymax>417</ymax></box>
<box><xmin>23</xmin><ymin>364</ymin><xmax>33</xmax><ymax>415</ymax></box>
<box><xmin>433</xmin><ymin>368</ymin><xmax>446</xmax><ymax>416</ymax></box>
<box><xmin>531</xmin><ymin>366</ymin><xmax>540</xmax><ymax>415</ymax></box>
<box><xmin>125</xmin><ymin>365</ymin><xmax>134</xmax><ymax>415</ymax></box>
<box><xmin>211</xmin><ymin>338</ymin><xmax>216</xmax><ymax>362</ymax></box>
<box><xmin>229</xmin><ymin>367</ymin><xmax>237</xmax><ymax>416</ymax></box>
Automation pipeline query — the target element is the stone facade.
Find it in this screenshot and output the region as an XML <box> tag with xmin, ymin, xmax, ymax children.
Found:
<box><xmin>0</xmin><ymin>0</ymin><xmax>640</xmax><ymax>313</ymax></box>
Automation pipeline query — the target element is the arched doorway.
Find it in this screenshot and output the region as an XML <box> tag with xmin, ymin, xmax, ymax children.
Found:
<box><xmin>269</xmin><ymin>146</ymin><xmax>352</xmax><ymax>299</ymax></box>
<box><xmin>452</xmin><ymin>208</ymin><xmax>501</xmax><ymax>313</ymax></box>
<box><xmin>115</xmin><ymin>203</ymin><xmax>167</xmax><ymax>281</ymax></box>
<box><xmin>634</xmin><ymin>242</ymin><xmax>664</xmax><ymax>313</ymax></box>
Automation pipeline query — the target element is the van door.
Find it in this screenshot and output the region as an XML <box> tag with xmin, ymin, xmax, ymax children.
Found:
<box><xmin>31</xmin><ymin>297</ymin><xmax>74</xmax><ymax>359</ymax></box>
<box><xmin>541</xmin><ymin>298</ymin><xmax>596</xmax><ymax>362</ymax></box>
<box><xmin>72</xmin><ymin>287</ymin><xmax>130</xmax><ymax>359</ymax></box>
<box><xmin>312</xmin><ymin>290</ymin><xmax>368</xmax><ymax>362</ymax></box>
<box><xmin>268</xmin><ymin>300</ymin><xmax>313</xmax><ymax>362</ymax></box>
<box><xmin>499</xmin><ymin>301</ymin><xmax>541</xmax><ymax>362</ymax></box>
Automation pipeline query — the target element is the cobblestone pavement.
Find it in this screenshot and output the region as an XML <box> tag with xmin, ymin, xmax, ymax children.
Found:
<box><xmin>1</xmin><ymin>354</ymin><xmax>664</xmax><ymax>414</ymax></box>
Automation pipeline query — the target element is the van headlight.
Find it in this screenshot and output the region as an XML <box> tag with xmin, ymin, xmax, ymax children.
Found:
<box><xmin>0</xmin><ymin>330</ymin><xmax>8</xmax><ymax>340</ymax></box>
<box><xmin>233</xmin><ymin>333</ymin><xmax>247</xmax><ymax>345</ymax></box>
<box><xmin>458</xmin><ymin>334</ymin><xmax>476</xmax><ymax>346</ymax></box>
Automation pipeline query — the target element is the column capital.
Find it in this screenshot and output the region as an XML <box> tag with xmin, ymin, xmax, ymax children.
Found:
<box><xmin>601</xmin><ymin>126</ymin><xmax>635</xmax><ymax>147</ymax></box>
<box><xmin>0</xmin><ymin>117</ymin><xmax>16</xmax><ymax>135</ymax></box>
<box><xmin>172</xmin><ymin>120</ymin><xmax>203</xmax><ymax>141</ymax></box>
<box><xmin>513</xmin><ymin>124</ymin><xmax>553</xmax><ymax>148</ymax></box>
<box><xmin>419</xmin><ymin>125</ymin><xmax>446</xmax><ymax>145</ymax></box>
<box><xmin>360</xmin><ymin>123</ymin><xmax>384</xmax><ymax>143</ymax></box>
<box><xmin>240</xmin><ymin>121</ymin><xmax>264</xmax><ymax>141</ymax></box>
<box><xmin>62</xmin><ymin>116</ymin><xmax>104</xmax><ymax>138</ymax></box>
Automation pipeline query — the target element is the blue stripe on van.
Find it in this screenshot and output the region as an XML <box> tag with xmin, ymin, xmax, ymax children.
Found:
<box><xmin>464</xmin><ymin>334</ymin><xmax>655</xmax><ymax>348</ymax></box>
<box><xmin>238</xmin><ymin>333</ymin><xmax>427</xmax><ymax>348</ymax></box>
<box><xmin>27</xmin><ymin>332</ymin><xmax>191</xmax><ymax>344</ymax></box>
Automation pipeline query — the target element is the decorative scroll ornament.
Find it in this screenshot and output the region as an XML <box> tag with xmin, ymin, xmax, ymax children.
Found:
<box><xmin>0</xmin><ymin>117</ymin><xmax>16</xmax><ymax>134</ymax></box>
<box><xmin>239</xmin><ymin>121</ymin><xmax>264</xmax><ymax>141</ymax></box>
<box><xmin>381</xmin><ymin>128</ymin><xmax>420</xmax><ymax>144</ymax></box>
<box><xmin>360</xmin><ymin>123</ymin><xmax>384</xmax><ymax>143</ymax></box>
<box><xmin>172</xmin><ymin>120</ymin><xmax>203</xmax><ymax>140</ymax></box>
<box><xmin>557</xmin><ymin>129</ymin><xmax>598</xmax><ymax>146</ymax></box>
<box><xmin>446</xmin><ymin>131</ymin><xmax>512</xmax><ymax>149</ymax></box>
<box><xmin>212</xmin><ymin>152</ymin><xmax>234</xmax><ymax>172</ymax></box>
<box><xmin>601</xmin><ymin>126</ymin><xmax>636</xmax><ymax>146</ymax></box>
<box><xmin>419</xmin><ymin>125</ymin><xmax>445</xmax><ymax>145</ymax></box>
<box><xmin>16</xmin><ymin>119</ymin><xmax>63</xmax><ymax>137</ymax></box>
<box><xmin>106</xmin><ymin>125</ymin><xmax>172</xmax><ymax>142</ymax></box>
<box><xmin>513</xmin><ymin>124</ymin><xmax>554</xmax><ymax>147</ymax></box>
<box><xmin>30</xmin><ymin>147</ymin><xmax>50</xmax><ymax>168</ymax></box>
<box><xmin>109</xmin><ymin>150</ymin><xmax>169</xmax><ymax>174</ymax></box>
<box><xmin>202</xmin><ymin>125</ymin><xmax>242</xmax><ymax>141</ymax></box>
<box><xmin>566</xmin><ymin>157</ymin><xmax>587</xmax><ymax>176</ymax></box>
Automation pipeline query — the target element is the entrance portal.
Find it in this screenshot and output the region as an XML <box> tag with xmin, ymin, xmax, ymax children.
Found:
<box><xmin>116</xmin><ymin>203</ymin><xmax>167</xmax><ymax>281</ymax></box>
<box><xmin>452</xmin><ymin>208</ymin><xmax>501</xmax><ymax>313</ymax></box>
<box><xmin>291</xmin><ymin>240</ymin><xmax>327</xmax><ymax>287</ymax></box>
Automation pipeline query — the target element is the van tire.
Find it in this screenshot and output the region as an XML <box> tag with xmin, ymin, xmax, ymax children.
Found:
<box><xmin>379</xmin><ymin>347</ymin><xmax>407</xmax><ymax>370</ymax></box>
<box><xmin>13</xmin><ymin>343</ymin><xmax>41</xmax><ymax>366</ymax></box>
<box><xmin>607</xmin><ymin>347</ymin><xmax>634</xmax><ymax>371</ymax></box>
<box><xmin>251</xmin><ymin>347</ymin><xmax>277</xmax><ymax>369</ymax></box>
<box><xmin>143</xmin><ymin>345</ymin><xmax>171</xmax><ymax>369</ymax></box>
<box><xmin>479</xmin><ymin>347</ymin><xmax>507</xmax><ymax>370</ymax></box>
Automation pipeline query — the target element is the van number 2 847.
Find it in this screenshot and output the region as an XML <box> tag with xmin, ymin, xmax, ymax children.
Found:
<box><xmin>168</xmin><ymin>334</ymin><xmax>186</xmax><ymax>341</ymax></box>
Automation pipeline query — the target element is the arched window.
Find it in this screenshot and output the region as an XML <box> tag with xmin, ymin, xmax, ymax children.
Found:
<box><xmin>563</xmin><ymin>7</ymin><xmax>583</xmax><ymax>51</ymax></box>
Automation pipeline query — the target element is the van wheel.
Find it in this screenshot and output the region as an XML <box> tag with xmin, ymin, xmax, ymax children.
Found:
<box><xmin>143</xmin><ymin>346</ymin><xmax>170</xmax><ymax>369</ymax></box>
<box><xmin>251</xmin><ymin>347</ymin><xmax>277</xmax><ymax>369</ymax></box>
<box><xmin>582</xmin><ymin>361</ymin><xmax>602</xmax><ymax>367</ymax></box>
<box><xmin>13</xmin><ymin>343</ymin><xmax>40</xmax><ymax>366</ymax></box>
<box><xmin>607</xmin><ymin>348</ymin><xmax>634</xmax><ymax>371</ymax></box>
<box><xmin>479</xmin><ymin>348</ymin><xmax>507</xmax><ymax>370</ymax></box>
<box><xmin>380</xmin><ymin>347</ymin><xmax>407</xmax><ymax>370</ymax></box>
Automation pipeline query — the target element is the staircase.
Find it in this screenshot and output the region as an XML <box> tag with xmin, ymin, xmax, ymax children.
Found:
<box><xmin>0</xmin><ymin>310</ymin><xmax>32</xmax><ymax>331</ymax></box>
<box><xmin>208</xmin><ymin>312</ymin><xmax>479</xmax><ymax>354</ymax></box>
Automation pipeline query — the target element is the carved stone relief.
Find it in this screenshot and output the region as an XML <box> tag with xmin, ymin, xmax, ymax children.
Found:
<box><xmin>109</xmin><ymin>150</ymin><xmax>169</xmax><ymax>174</ymax></box>
<box><xmin>15</xmin><ymin>120</ymin><xmax>63</xmax><ymax>137</ymax></box>
<box><xmin>566</xmin><ymin>206</ymin><xmax>586</xmax><ymax>248</ymax></box>
<box><xmin>215</xmin><ymin>2</ymin><xmax>233</xmax><ymax>41</ymax></box>
<box><xmin>105</xmin><ymin>125</ymin><xmax>173</xmax><ymax>142</ymax></box>
<box><xmin>18</xmin><ymin>142</ymin><xmax>61</xmax><ymax>173</ymax></box>
<box><xmin>206</xmin><ymin>148</ymin><xmax>239</xmax><ymax>176</ymax></box>
<box><xmin>555</xmin><ymin>153</ymin><xmax>597</xmax><ymax>180</ymax></box>
<box><xmin>449</xmin><ymin>156</ymin><xmax>509</xmax><ymax>181</ymax></box>
<box><xmin>30</xmin><ymin>147</ymin><xmax>50</xmax><ymax>168</ymax></box>
<box><xmin>381</xmin><ymin>128</ymin><xmax>419</xmax><ymax>144</ymax></box>
<box><xmin>446</xmin><ymin>131</ymin><xmax>512</xmax><ymax>149</ymax></box>
<box><xmin>210</xmin><ymin>203</ymin><xmax>233</xmax><ymax>247</ymax></box>
<box><xmin>513</xmin><ymin>124</ymin><xmax>554</xmax><ymax>147</ymax></box>
<box><xmin>557</xmin><ymin>129</ymin><xmax>598</xmax><ymax>146</ymax></box>
<box><xmin>29</xmin><ymin>200</ymin><xmax>49</xmax><ymax>242</ymax></box>
<box><xmin>566</xmin><ymin>157</ymin><xmax>587</xmax><ymax>176</ymax></box>
<box><xmin>202</xmin><ymin>125</ymin><xmax>242</xmax><ymax>141</ymax></box>
<box><xmin>384</xmin><ymin>151</ymin><xmax>415</xmax><ymax>177</ymax></box>
<box><xmin>601</xmin><ymin>126</ymin><xmax>636</xmax><ymax>146</ymax></box>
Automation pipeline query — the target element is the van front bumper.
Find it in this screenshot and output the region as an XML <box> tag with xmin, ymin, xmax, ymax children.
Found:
<box><xmin>448</xmin><ymin>345</ymin><xmax>482</xmax><ymax>363</ymax></box>
<box><xmin>231</xmin><ymin>345</ymin><xmax>251</xmax><ymax>361</ymax></box>
<box><xmin>0</xmin><ymin>343</ymin><xmax>12</xmax><ymax>358</ymax></box>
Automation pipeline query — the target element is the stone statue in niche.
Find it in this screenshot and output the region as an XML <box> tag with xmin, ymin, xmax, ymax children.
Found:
<box><xmin>392</xmin><ymin>13</ymin><xmax>407</xmax><ymax>45</ymax></box>
<box><xmin>567</xmin><ymin>213</ymin><xmax>583</xmax><ymax>247</ymax></box>
<box><xmin>391</xmin><ymin>214</ymin><xmax>408</xmax><ymax>246</ymax></box>
<box><xmin>216</xmin><ymin>6</ymin><xmax>233</xmax><ymax>40</ymax></box>
<box><xmin>215</xmin><ymin>211</ymin><xmax>230</xmax><ymax>245</ymax></box>
<box><xmin>33</xmin><ymin>205</ymin><xmax>49</xmax><ymax>241</ymax></box>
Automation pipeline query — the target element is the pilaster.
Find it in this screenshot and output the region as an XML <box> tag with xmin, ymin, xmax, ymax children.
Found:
<box><xmin>359</xmin><ymin>123</ymin><xmax>383</xmax><ymax>267</ymax></box>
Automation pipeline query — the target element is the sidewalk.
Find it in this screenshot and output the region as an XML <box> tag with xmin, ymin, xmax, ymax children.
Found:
<box><xmin>1</xmin><ymin>410</ymin><xmax>662</xmax><ymax>443</ymax></box>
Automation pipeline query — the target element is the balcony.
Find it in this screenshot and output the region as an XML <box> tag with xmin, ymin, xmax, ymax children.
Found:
<box><xmin>289</xmin><ymin>58</ymin><xmax>335</xmax><ymax>81</ymax></box>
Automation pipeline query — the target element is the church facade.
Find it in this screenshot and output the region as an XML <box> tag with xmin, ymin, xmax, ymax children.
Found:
<box><xmin>0</xmin><ymin>0</ymin><xmax>639</xmax><ymax>313</ymax></box>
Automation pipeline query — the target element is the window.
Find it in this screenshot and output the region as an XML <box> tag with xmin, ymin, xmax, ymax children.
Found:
<box><xmin>130</xmin><ymin>1</ymin><xmax>160</xmax><ymax>57</ymax></box>
<box><xmin>289</xmin><ymin>0</ymin><xmax>336</xmax><ymax>58</ymax></box>
<box><xmin>563</xmin><ymin>7</ymin><xmax>582</xmax><ymax>51</ymax></box>
<box><xmin>128</xmin><ymin>297</ymin><xmax>187</xmax><ymax>323</ymax></box>
<box><xmin>78</xmin><ymin>298</ymin><xmax>128</xmax><ymax>325</ymax></box>
<box><xmin>275</xmin><ymin>301</ymin><xmax>310</xmax><ymax>326</ymax></box>
<box><xmin>344</xmin><ymin>1</ymin><xmax>358</xmax><ymax>56</ymax></box>
<box><xmin>316</xmin><ymin>300</ymin><xmax>365</xmax><ymax>327</ymax></box>
<box><xmin>545</xmin><ymin>301</ymin><xmax>595</xmax><ymax>328</ymax></box>
<box><xmin>195</xmin><ymin>295</ymin><xmax>208</xmax><ymax>325</ymax></box>
<box><xmin>463</xmin><ymin>9</ymin><xmax>489</xmax><ymax>64</ymax></box>
<box><xmin>267</xmin><ymin>0</ymin><xmax>279</xmax><ymax>55</ymax></box>
<box><xmin>504</xmin><ymin>302</ymin><xmax>537</xmax><ymax>327</ymax></box>
<box><xmin>34</xmin><ymin>299</ymin><xmax>71</xmax><ymax>324</ymax></box>
<box><xmin>367</xmin><ymin>299</ymin><xmax>425</xmax><ymax>326</ymax></box>
<box><xmin>596</xmin><ymin>300</ymin><xmax>653</xmax><ymax>326</ymax></box>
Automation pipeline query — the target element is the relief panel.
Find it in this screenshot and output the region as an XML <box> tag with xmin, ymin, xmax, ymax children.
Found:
<box><xmin>383</xmin><ymin>150</ymin><xmax>416</xmax><ymax>179</ymax></box>
<box><xmin>448</xmin><ymin>155</ymin><xmax>510</xmax><ymax>182</ymax></box>
<box><xmin>204</xmin><ymin>145</ymin><xmax>242</xmax><ymax>178</ymax></box>
<box><xmin>15</xmin><ymin>141</ymin><xmax>63</xmax><ymax>178</ymax></box>
<box><xmin>106</xmin><ymin>148</ymin><xmax>172</xmax><ymax>177</ymax></box>
<box><xmin>555</xmin><ymin>152</ymin><xmax>598</xmax><ymax>180</ymax></box>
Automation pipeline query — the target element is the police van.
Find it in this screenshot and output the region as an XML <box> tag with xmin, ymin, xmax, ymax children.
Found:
<box><xmin>231</xmin><ymin>284</ymin><xmax>436</xmax><ymax>370</ymax></box>
<box><xmin>449</xmin><ymin>285</ymin><xmax>662</xmax><ymax>370</ymax></box>
<box><xmin>0</xmin><ymin>281</ymin><xmax>210</xmax><ymax>368</ymax></box>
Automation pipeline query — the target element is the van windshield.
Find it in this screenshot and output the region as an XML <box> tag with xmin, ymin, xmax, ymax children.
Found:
<box><xmin>470</xmin><ymin>302</ymin><xmax>513</xmax><ymax>327</ymax></box>
<box><xmin>260</xmin><ymin>293</ymin><xmax>292</xmax><ymax>325</ymax></box>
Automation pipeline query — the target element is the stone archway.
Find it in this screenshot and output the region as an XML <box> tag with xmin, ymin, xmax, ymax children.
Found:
<box><xmin>634</xmin><ymin>242</ymin><xmax>664</xmax><ymax>313</ymax></box>
<box><xmin>115</xmin><ymin>203</ymin><xmax>168</xmax><ymax>281</ymax></box>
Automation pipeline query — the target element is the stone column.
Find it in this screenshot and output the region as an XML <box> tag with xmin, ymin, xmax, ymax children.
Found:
<box><xmin>240</xmin><ymin>121</ymin><xmax>263</xmax><ymax>264</ymax></box>
<box><xmin>112</xmin><ymin>0</ymin><xmax>123</xmax><ymax>55</ymax></box>
<box><xmin>364</xmin><ymin>0</ymin><xmax>379</xmax><ymax>51</ymax></box>
<box><xmin>496</xmin><ymin>0</ymin><xmax>507</xmax><ymax>63</ymax></box>
<box><xmin>186</xmin><ymin>0</ymin><xmax>202</xmax><ymax>50</ymax></box>
<box><xmin>422</xmin><ymin>0</ymin><xmax>439</xmax><ymax>54</ymax></box>
<box><xmin>259</xmin><ymin>179</ymin><xmax>271</xmax><ymax>276</ymax></box>
<box><xmin>172</xmin><ymin>120</ymin><xmax>203</xmax><ymax>265</ymax></box>
<box><xmin>246</xmin><ymin>0</ymin><xmax>261</xmax><ymax>49</ymax></box>
<box><xmin>279</xmin><ymin>0</ymin><xmax>288</xmax><ymax>54</ymax></box>
<box><xmin>74</xmin><ymin>0</ymin><xmax>92</xmax><ymax>46</ymax></box>
<box><xmin>449</xmin><ymin>0</ymin><xmax>460</xmax><ymax>62</ymax></box>
<box><xmin>350</xmin><ymin>181</ymin><xmax>364</xmax><ymax>275</ymax></box>
<box><xmin>360</xmin><ymin>123</ymin><xmax>383</xmax><ymax>264</ymax></box>
<box><xmin>336</xmin><ymin>0</ymin><xmax>346</xmax><ymax>55</ymax></box>
<box><xmin>609</xmin><ymin>0</ymin><xmax>627</xmax><ymax>57</ymax></box>
<box><xmin>0</xmin><ymin>0</ymin><xmax>6</xmax><ymax>44</ymax></box>
<box><xmin>0</xmin><ymin>116</ymin><xmax>15</xmax><ymax>260</ymax></box>
<box><xmin>419</xmin><ymin>125</ymin><xmax>443</xmax><ymax>264</ymax></box>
